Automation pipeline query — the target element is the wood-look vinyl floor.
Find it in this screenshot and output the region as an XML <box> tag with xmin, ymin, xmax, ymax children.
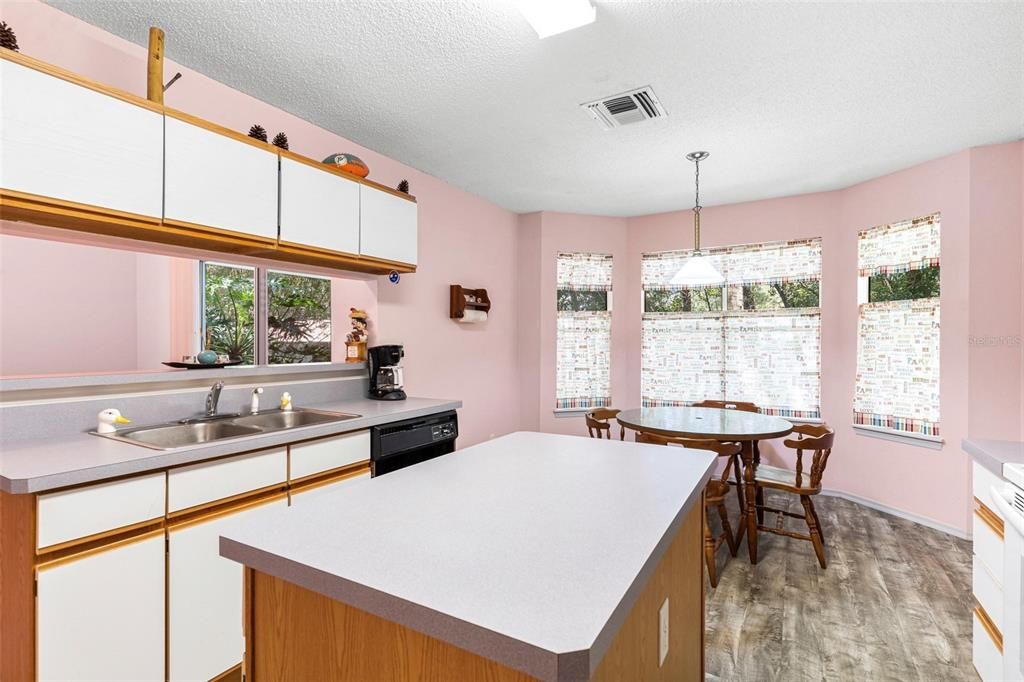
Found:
<box><xmin>704</xmin><ymin>492</ymin><xmax>976</xmax><ymax>682</ymax></box>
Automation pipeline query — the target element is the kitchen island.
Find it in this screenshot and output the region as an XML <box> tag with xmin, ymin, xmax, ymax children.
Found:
<box><xmin>220</xmin><ymin>431</ymin><xmax>716</xmax><ymax>681</ymax></box>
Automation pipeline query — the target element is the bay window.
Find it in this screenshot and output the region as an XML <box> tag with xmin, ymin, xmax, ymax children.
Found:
<box><xmin>853</xmin><ymin>213</ymin><xmax>940</xmax><ymax>437</ymax></box>
<box><xmin>641</xmin><ymin>239</ymin><xmax>822</xmax><ymax>418</ymax></box>
<box><xmin>556</xmin><ymin>252</ymin><xmax>613</xmax><ymax>410</ymax></box>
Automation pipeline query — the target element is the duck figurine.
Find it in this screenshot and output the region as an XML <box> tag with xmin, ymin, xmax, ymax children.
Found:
<box><xmin>97</xmin><ymin>408</ymin><xmax>131</xmax><ymax>434</ymax></box>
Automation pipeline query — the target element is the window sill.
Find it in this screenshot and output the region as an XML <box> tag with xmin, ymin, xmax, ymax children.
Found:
<box><xmin>552</xmin><ymin>408</ymin><xmax>590</xmax><ymax>418</ymax></box>
<box><xmin>853</xmin><ymin>424</ymin><xmax>944</xmax><ymax>450</ymax></box>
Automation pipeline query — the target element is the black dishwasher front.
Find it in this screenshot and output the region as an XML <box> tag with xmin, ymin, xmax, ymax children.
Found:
<box><xmin>370</xmin><ymin>410</ymin><xmax>458</xmax><ymax>476</ymax></box>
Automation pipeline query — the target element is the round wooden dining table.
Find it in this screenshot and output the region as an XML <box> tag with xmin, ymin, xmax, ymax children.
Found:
<box><xmin>616</xmin><ymin>406</ymin><xmax>794</xmax><ymax>564</ymax></box>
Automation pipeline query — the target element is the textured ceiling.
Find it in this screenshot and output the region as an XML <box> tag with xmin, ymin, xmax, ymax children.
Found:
<box><xmin>45</xmin><ymin>0</ymin><xmax>1024</xmax><ymax>217</ymax></box>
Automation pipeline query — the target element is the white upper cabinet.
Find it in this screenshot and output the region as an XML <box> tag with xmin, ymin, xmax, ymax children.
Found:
<box><xmin>0</xmin><ymin>60</ymin><xmax>163</xmax><ymax>217</ymax></box>
<box><xmin>164</xmin><ymin>116</ymin><xmax>278</xmax><ymax>240</ymax></box>
<box><xmin>279</xmin><ymin>157</ymin><xmax>360</xmax><ymax>255</ymax></box>
<box><xmin>359</xmin><ymin>185</ymin><xmax>418</xmax><ymax>265</ymax></box>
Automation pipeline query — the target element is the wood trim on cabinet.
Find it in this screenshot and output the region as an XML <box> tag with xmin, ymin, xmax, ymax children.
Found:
<box><xmin>166</xmin><ymin>483</ymin><xmax>289</xmax><ymax>522</ymax></box>
<box><xmin>974</xmin><ymin>497</ymin><xmax>1005</xmax><ymax>539</ymax></box>
<box><xmin>160</xmin><ymin>216</ymin><xmax>278</xmax><ymax>247</ymax></box>
<box><xmin>1</xmin><ymin>189</ymin><xmax>414</xmax><ymax>275</ymax></box>
<box><xmin>35</xmin><ymin>527</ymin><xmax>166</xmax><ymax>571</ymax></box>
<box><xmin>975</xmin><ymin>603</ymin><xmax>1003</xmax><ymax>653</ymax></box>
<box><xmin>288</xmin><ymin>461</ymin><xmax>371</xmax><ymax>491</ymax></box>
<box><xmin>35</xmin><ymin>515</ymin><xmax>165</xmax><ymax>556</ymax></box>
<box><xmin>167</xmin><ymin>490</ymin><xmax>289</xmax><ymax>531</ymax></box>
<box><xmin>164</xmin><ymin>108</ymin><xmax>288</xmax><ymax>154</ymax></box>
<box><xmin>210</xmin><ymin>662</ymin><xmax>244</xmax><ymax>682</ymax></box>
<box><xmin>274</xmin><ymin>241</ymin><xmax>415</xmax><ymax>275</ymax></box>
<box><xmin>1</xmin><ymin>47</ymin><xmax>163</xmax><ymax>113</ymax></box>
<box><xmin>0</xmin><ymin>489</ymin><xmax>36</xmax><ymax>681</ymax></box>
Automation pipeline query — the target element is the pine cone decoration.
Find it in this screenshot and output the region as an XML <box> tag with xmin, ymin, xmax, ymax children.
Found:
<box><xmin>248</xmin><ymin>124</ymin><xmax>268</xmax><ymax>142</ymax></box>
<box><xmin>0</xmin><ymin>21</ymin><xmax>19</xmax><ymax>52</ymax></box>
<box><xmin>397</xmin><ymin>179</ymin><xmax>410</xmax><ymax>194</ymax></box>
<box><xmin>272</xmin><ymin>132</ymin><xmax>289</xmax><ymax>150</ymax></box>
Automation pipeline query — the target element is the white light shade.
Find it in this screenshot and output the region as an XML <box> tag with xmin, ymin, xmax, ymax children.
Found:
<box><xmin>517</xmin><ymin>0</ymin><xmax>596</xmax><ymax>39</ymax></box>
<box><xmin>670</xmin><ymin>254</ymin><xmax>725</xmax><ymax>287</ymax></box>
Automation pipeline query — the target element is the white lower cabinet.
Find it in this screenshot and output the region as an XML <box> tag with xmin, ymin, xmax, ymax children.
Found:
<box><xmin>36</xmin><ymin>533</ymin><xmax>165</xmax><ymax>682</ymax></box>
<box><xmin>168</xmin><ymin>496</ymin><xmax>287</xmax><ymax>682</ymax></box>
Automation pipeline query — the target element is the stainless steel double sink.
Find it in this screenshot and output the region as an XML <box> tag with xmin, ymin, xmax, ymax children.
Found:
<box><xmin>92</xmin><ymin>408</ymin><xmax>360</xmax><ymax>450</ymax></box>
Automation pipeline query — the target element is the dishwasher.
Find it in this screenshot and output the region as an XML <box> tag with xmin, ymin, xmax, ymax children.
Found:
<box><xmin>370</xmin><ymin>410</ymin><xmax>458</xmax><ymax>476</ymax></box>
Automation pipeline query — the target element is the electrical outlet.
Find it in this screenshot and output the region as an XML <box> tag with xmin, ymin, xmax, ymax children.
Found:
<box><xmin>658</xmin><ymin>597</ymin><xmax>669</xmax><ymax>666</ymax></box>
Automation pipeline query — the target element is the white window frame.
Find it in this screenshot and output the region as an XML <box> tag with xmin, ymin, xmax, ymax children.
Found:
<box><xmin>640</xmin><ymin>239</ymin><xmax>822</xmax><ymax>418</ymax></box>
<box><xmin>852</xmin><ymin>213</ymin><xmax>942</xmax><ymax>447</ymax></box>
<box><xmin>554</xmin><ymin>253</ymin><xmax>614</xmax><ymax>415</ymax></box>
<box><xmin>199</xmin><ymin>261</ymin><xmax>332</xmax><ymax>367</ymax></box>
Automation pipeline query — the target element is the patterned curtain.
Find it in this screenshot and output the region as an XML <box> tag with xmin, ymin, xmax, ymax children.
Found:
<box><xmin>556</xmin><ymin>253</ymin><xmax>612</xmax><ymax>409</ymax></box>
<box><xmin>641</xmin><ymin>239</ymin><xmax>822</xmax><ymax>417</ymax></box>
<box><xmin>642</xmin><ymin>239</ymin><xmax>821</xmax><ymax>290</ymax></box>
<box><xmin>858</xmin><ymin>213</ymin><xmax>940</xmax><ymax>277</ymax></box>
<box><xmin>557</xmin><ymin>252</ymin><xmax>613</xmax><ymax>291</ymax></box>
<box><xmin>854</xmin><ymin>215</ymin><xmax>941</xmax><ymax>436</ymax></box>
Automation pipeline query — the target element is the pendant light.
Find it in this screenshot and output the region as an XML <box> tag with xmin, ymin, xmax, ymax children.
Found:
<box><xmin>671</xmin><ymin>151</ymin><xmax>724</xmax><ymax>286</ymax></box>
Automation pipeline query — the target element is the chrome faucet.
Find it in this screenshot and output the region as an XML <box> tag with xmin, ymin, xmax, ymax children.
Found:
<box><xmin>206</xmin><ymin>382</ymin><xmax>224</xmax><ymax>417</ymax></box>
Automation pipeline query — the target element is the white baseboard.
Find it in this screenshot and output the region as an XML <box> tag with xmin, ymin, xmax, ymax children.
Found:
<box><xmin>818</xmin><ymin>488</ymin><xmax>970</xmax><ymax>540</ymax></box>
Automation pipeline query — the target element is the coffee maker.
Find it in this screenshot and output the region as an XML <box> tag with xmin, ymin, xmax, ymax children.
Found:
<box><xmin>367</xmin><ymin>345</ymin><xmax>406</xmax><ymax>400</ymax></box>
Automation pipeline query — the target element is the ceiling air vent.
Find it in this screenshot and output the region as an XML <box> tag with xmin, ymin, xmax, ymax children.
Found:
<box><xmin>582</xmin><ymin>86</ymin><xmax>666</xmax><ymax>130</ymax></box>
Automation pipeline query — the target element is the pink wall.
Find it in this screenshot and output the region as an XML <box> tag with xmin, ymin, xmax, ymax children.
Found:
<box><xmin>968</xmin><ymin>144</ymin><xmax>1023</xmax><ymax>441</ymax></box>
<box><xmin>2</xmin><ymin>0</ymin><xmax>522</xmax><ymax>448</ymax></box>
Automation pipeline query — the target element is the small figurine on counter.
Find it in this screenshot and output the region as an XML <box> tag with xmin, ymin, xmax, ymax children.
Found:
<box><xmin>345</xmin><ymin>308</ymin><xmax>369</xmax><ymax>362</ymax></box>
<box><xmin>96</xmin><ymin>408</ymin><xmax>131</xmax><ymax>434</ymax></box>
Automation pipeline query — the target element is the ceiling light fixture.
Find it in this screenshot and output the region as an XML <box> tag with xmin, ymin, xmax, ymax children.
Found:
<box><xmin>517</xmin><ymin>0</ymin><xmax>596</xmax><ymax>39</ymax></box>
<box><xmin>671</xmin><ymin>151</ymin><xmax>725</xmax><ymax>287</ymax></box>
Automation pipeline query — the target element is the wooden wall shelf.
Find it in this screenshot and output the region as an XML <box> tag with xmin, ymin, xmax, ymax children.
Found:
<box><xmin>450</xmin><ymin>285</ymin><xmax>491</xmax><ymax>320</ymax></box>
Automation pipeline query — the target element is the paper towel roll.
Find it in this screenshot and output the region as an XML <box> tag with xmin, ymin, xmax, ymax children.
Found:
<box><xmin>457</xmin><ymin>309</ymin><xmax>488</xmax><ymax>324</ymax></box>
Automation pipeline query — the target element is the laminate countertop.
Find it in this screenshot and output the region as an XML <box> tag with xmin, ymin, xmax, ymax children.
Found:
<box><xmin>963</xmin><ymin>438</ymin><xmax>1024</xmax><ymax>477</ymax></box>
<box><xmin>219</xmin><ymin>431</ymin><xmax>716</xmax><ymax>681</ymax></box>
<box><xmin>0</xmin><ymin>397</ymin><xmax>460</xmax><ymax>494</ymax></box>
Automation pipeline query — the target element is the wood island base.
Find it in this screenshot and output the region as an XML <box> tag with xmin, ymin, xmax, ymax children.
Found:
<box><xmin>243</xmin><ymin>500</ymin><xmax>704</xmax><ymax>682</ymax></box>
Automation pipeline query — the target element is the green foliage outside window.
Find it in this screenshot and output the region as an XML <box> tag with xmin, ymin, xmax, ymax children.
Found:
<box><xmin>727</xmin><ymin>281</ymin><xmax>820</xmax><ymax>311</ymax></box>
<box><xmin>203</xmin><ymin>263</ymin><xmax>256</xmax><ymax>364</ymax></box>
<box><xmin>268</xmin><ymin>272</ymin><xmax>332</xmax><ymax>364</ymax></box>
<box><xmin>557</xmin><ymin>290</ymin><xmax>609</xmax><ymax>312</ymax></box>
<box><xmin>868</xmin><ymin>266</ymin><xmax>940</xmax><ymax>302</ymax></box>
<box><xmin>644</xmin><ymin>288</ymin><xmax>722</xmax><ymax>313</ymax></box>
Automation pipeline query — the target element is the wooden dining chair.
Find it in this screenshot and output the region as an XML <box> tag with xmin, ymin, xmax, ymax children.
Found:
<box><xmin>691</xmin><ymin>399</ymin><xmax>762</xmax><ymax>521</ymax></box>
<box><xmin>752</xmin><ymin>424</ymin><xmax>835</xmax><ymax>568</ymax></box>
<box><xmin>636</xmin><ymin>432</ymin><xmax>740</xmax><ymax>588</ymax></box>
<box><xmin>585</xmin><ymin>408</ymin><xmax>624</xmax><ymax>440</ymax></box>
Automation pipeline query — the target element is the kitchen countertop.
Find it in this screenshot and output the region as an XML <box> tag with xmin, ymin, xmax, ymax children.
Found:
<box><xmin>0</xmin><ymin>397</ymin><xmax>460</xmax><ymax>494</ymax></box>
<box><xmin>219</xmin><ymin>431</ymin><xmax>716</xmax><ymax>682</ymax></box>
<box><xmin>963</xmin><ymin>438</ymin><xmax>1024</xmax><ymax>477</ymax></box>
